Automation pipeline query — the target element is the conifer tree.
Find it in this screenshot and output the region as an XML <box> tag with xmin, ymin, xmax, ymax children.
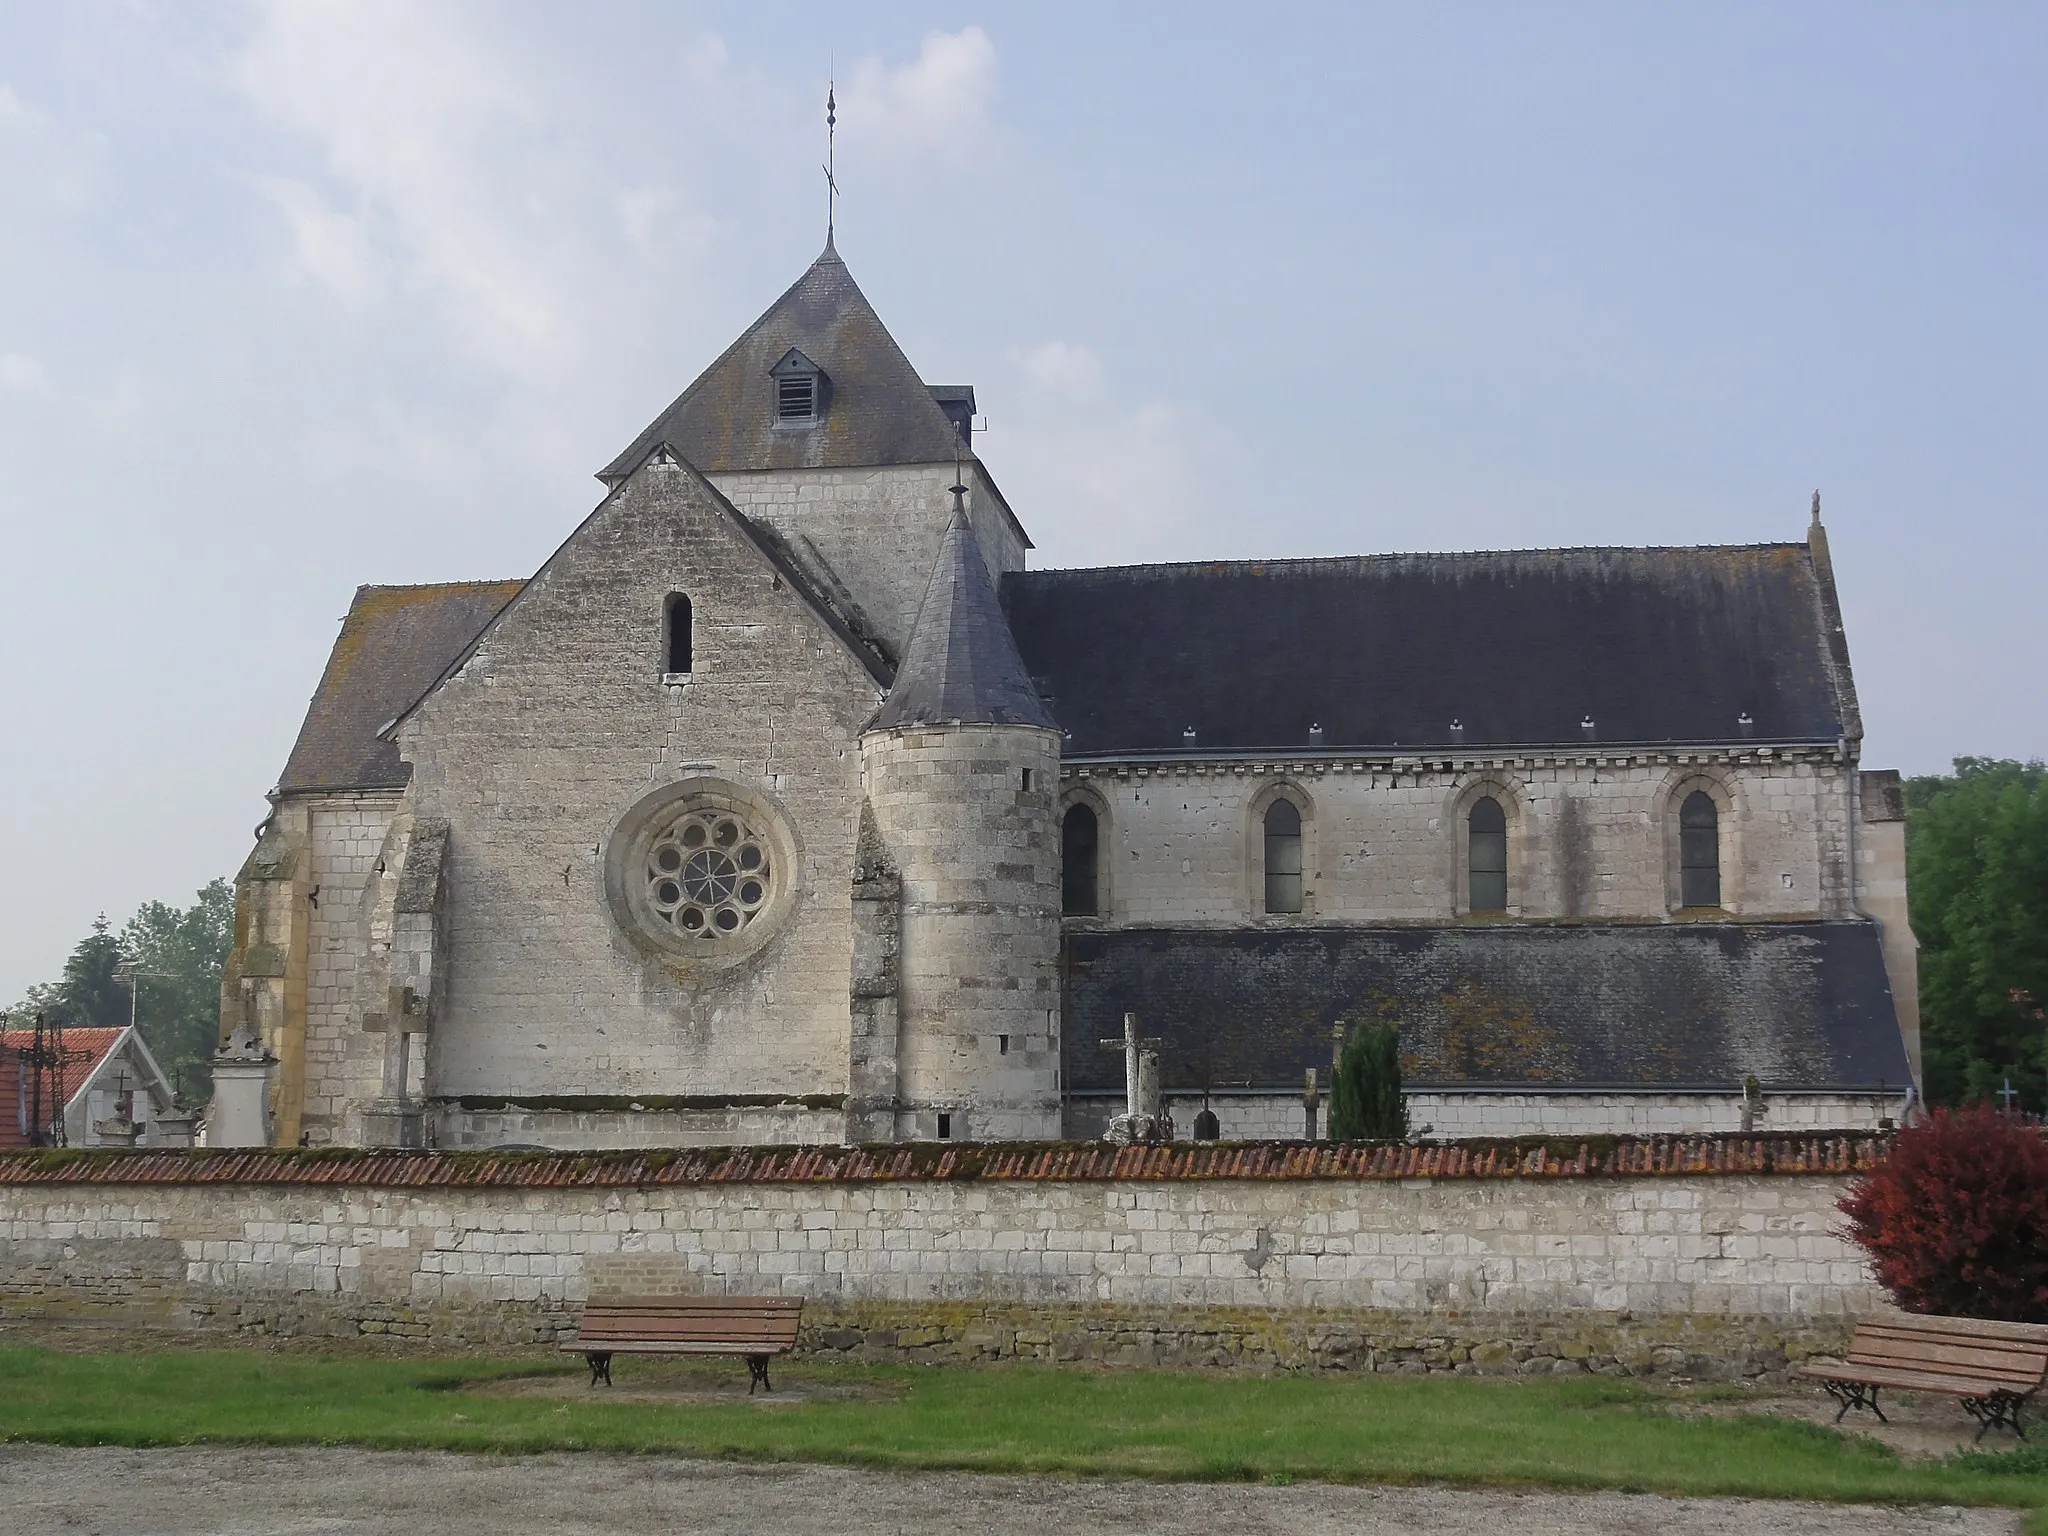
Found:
<box><xmin>1329</xmin><ymin>1021</ymin><xmax>1410</xmax><ymax>1140</ymax></box>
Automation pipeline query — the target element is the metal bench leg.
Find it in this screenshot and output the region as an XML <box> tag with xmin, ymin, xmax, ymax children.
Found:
<box><xmin>585</xmin><ymin>1351</ymin><xmax>612</xmax><ymax>1388</ymax></box>
<box><xmin>748</xmin><ymin>1355</ymin><xmax>772</xmax><ymax>1395</ymax></box>
<box><xmin>1821</xmin><ymin>1381</ymin><xmax>1886</xmax><ymax>1424</ymax></box>
<box><xmin>1963</xmin><ymin>1392</ymin><xmax>2027</xmax><ymax>1442</ymax></box>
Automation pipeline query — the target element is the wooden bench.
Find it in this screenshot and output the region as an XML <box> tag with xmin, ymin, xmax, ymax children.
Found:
<box><xmin>1799</xmin><ymin>1314</ymin><xmax>2048</xmax><ymax>1441</ymax></box>
<box><xmin>560</xmin><ymin>1296</ymin><xmax>804</xmax><ymax>1393</ymax></box>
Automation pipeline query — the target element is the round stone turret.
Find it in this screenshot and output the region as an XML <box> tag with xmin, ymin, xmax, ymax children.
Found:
<box><xmin>859</xmin><ymin>496</ymin><xmax>1062</xmax><ymax>1141</ymax></box>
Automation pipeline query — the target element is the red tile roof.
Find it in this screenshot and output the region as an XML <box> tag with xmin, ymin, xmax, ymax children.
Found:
<box><xmin>0</xmin><ymin>1132</ymin><xmax>1885</xmax><ymax>1189</ymax></box>
<box><xmin>0</xmin><ymin>1029</ymin><xmax>125</xmax><ymax>1126</ymax></box>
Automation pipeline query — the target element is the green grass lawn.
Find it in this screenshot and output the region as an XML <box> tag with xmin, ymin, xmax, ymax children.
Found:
<box><xmin>5</xmin><ymin>1344</ymin><xmax>2048</xmax><ymax>1527</ymax></box>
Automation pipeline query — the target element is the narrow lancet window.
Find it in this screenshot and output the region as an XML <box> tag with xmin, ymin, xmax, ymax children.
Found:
<box><xmin>1062</xmin><ymin>804</ymin><xmax>1099</xmax><ymax>917</ymax></box>
<box><xmin>665</xmin><ymin>594</ymin><xmax>692</xmax><ymax>676</ymax></box>
<box><xmin>1264</xmin><ymin>799</ymin><xmax>1304</xmax><ymax>914</ymax></box>
<box><xmin>1468</xmin><ymin>795</ymin><xmax>1507</xmax><ymax>913</ymax></box>
<box><xmin>1680</xmin><ymin>790</ymin><xmax>1721</xmax><ymax>908</ymax></box>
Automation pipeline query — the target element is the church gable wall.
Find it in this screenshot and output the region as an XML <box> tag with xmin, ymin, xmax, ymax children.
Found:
<box><xmin>394</xmin><ymin>461</ymin><xmax>883</xmax><ymax>1110</ymax></box>
<box><xmin>713</xmin><ymin>462</ymin><xmax>1024</xmax><ymax>662</ymax></box>
<box><xmin>1072</xmin><ymin>752</ymin><xmax>1853</xmax><ymax>926</ymax></box>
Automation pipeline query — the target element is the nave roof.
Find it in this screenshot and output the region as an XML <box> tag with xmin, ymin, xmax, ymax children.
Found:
<box><xmin>1003</xmin><ymin>543</ymin><xmax>1853</xmax><ymax>757</ymax></box>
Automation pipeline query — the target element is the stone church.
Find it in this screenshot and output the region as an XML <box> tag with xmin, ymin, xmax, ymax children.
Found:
<box><xmin>218</xmin><ymin>238</ymin><xmax>1920</xmax><ymax>1151</ymax></box>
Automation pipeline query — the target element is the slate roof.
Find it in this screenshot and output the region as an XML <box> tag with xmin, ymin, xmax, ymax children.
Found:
<box><xmin>1003</xmin><ymin>545</ymin><xmax>1849</xmax><ymax>756</ymax></box>
<box><xmin>278</xmin><ymin>582</ymin><xmax>524</xmax><ymax>792</ymax></box>
<box><xmin>600</xmin><ymin>241</ymin><xmax>978</xmax><ymax>482</ymax></box>
<box><xmin>1060</xmin><ymin>922</ymin><xmax>1910</xmax><ymax>1095</ymax></box>
<box><xmin>869</xmin><ymin>504</ymin><xmax>1056</xmax><ymax>731</ymax></box>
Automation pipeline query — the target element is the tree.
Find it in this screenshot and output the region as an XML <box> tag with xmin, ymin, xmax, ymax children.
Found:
<box><xmin>1329</xmin><ymin>1021</ymin><xmax>1410</xmax><ymax>1140</ymax></box>
<box><xmin>1</xmin><ymin>882</ymin><xmax>234</xmax><ymax>1105</ymax></box>
<box><xmin>1838</xmin><ymin>1105</ymin><xmax>2048</xmax><ymax>1321</ymax></box>
<box><xmin>1906</xmin><ymin>758</ymin><xmax>2048</xmax><ymax>1108</ymax></box>
<box><xmin>119</xmin><ymin>879</ymin><xmax>235</xmax><ymax>1103</ymax></box>
<box><xmin>57</xmin><ymin>915</ymin><xmax>131</xmax><ymax>1029</ymax></box>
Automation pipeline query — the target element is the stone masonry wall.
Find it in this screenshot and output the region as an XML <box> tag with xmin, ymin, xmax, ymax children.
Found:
<box><xmin>1069</xmin><ymin>747</ymin><xmax>1855</xmax><ymax>926</ymax></box>
<box><xmin>1068</xmin><ymin>1091</ymin><xmax>1902</xmax><ymax>1144</ymax></box>
<box><xmin>712</xmin><ymin>462</ymin><xmax>1026</xmax><ymax>663</ymax></box>
<box><xmin>862</xmin><ymin>724</ymin><xmax>1065</xmax><ymax>1142</ymax></box>
<box><xmin>299</xmin><ymin>791</ymin><xmax>406</xmax><ymax>1145</ymax></box>
<box><xmin>0</xmin><ymin>1140</ymin><xmax>1881</xmax><ymax>1379</ymax></box>
<box><xmin>394</xmin><ymin>458</ymin><xmax>884</xmax><ymax>1110</ymax></box>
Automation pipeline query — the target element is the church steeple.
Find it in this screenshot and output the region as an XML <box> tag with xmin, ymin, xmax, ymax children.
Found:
<box><xmin>868</xmin><ymin>493</ymin><xmax>1053</xmax><ymax>732</ymax></box>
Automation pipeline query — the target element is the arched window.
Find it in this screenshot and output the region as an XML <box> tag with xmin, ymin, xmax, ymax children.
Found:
<box><xmin>1264</xmin><ymin>799</ymin><xmax>1303</xmax><ymax>914</ymax></box>
<box><xmin>1468</xmin><ymin>795</ymin><xmax>1507</xmax><ymax>913</ymax></box>
<box><xmin>1680</xmin><ymin>790</ymin><xmax>1721</xmax><ymax>908</ymax></box>
<box><xmin>1061</xmin><ymin>804</ymin><xmax>1099</xmax><ymax>917</ymax></box>
<box><xmin>665</xmin><ymin>594</ymin><xmax>692</xmax><ymax>676</ymax></box>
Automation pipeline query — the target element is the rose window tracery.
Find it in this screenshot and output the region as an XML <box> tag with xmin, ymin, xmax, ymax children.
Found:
<box><xmin>645</xmin><ymin>808</ymin><xmax>773</xmax><ymax>939</ymax></box>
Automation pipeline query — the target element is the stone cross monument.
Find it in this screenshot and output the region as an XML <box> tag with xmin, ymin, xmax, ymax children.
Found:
<box><xmin>1099</xmin><ymin>1012</ymin><xmax>1172</xmax><ymax>1144</ymax></box>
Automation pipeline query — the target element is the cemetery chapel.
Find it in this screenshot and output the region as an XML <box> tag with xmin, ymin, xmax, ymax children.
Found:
<box><xmin>218</xmin><ymin>234</ymin><xmax>1921</xmax><ymax>1151</ymax></box>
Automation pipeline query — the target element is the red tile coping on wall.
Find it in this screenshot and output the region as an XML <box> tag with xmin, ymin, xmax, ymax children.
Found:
<box><xmin>0</xmin><ymin>1133</ymin><xmax>1884</xmax><ymax>1189</ymax></box>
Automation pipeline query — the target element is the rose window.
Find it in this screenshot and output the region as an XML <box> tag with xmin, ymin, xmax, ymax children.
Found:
<box><xmin>645</xmin><ymin>808</ymin><xmax>773</xmax><ymax>939</ymax></box>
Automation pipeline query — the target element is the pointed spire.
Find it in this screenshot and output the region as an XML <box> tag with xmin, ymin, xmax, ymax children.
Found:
<box><xmin>823</xmin><ymin>74</ymin><xmax>839</xmax><ymax>251</ymax></box>
<box><xmin>867</xmin><ymin>504</ymin><xmax>1054</xmax><ymax>732</ymax></box>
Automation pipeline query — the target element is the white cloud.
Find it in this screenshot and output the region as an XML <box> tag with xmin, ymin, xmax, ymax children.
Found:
<box><xmin>840</xmin><ymin>28</ymin><xmax>997</xmax><ymax>168</ymax></box>
<box><xmin>0</xmin><ymin>79</ymin><xmax>101</xmax><ymax>212</ymax></box>
<box><xmin>252</xmin><ymin>175</ymin><xmax>382</xmax><ymax>301</ymax></box>
<box><xmin>988</xmin><ymin>341</ymin><xmax>1223</xmax><ymax>567</ymax></box>
<box><xmin>231</xmin><ymin>0</ymin><xmax>578</xmax><ymax>377</ymax></box>
<box><xmin>0</xmin><ymin>351</ymin><xmax>49</xmax><ymax>394</ymax></box>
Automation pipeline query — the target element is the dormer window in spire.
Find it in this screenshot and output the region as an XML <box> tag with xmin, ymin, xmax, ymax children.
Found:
<box><xmin>769</xmin><ymin>348</ymin><xmax>827</xmax><ymax>428</ymax></box>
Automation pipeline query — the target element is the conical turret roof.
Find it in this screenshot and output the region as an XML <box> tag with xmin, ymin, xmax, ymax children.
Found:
<box><xmin>601</xmin><ymin>240</ymin><xmax>973</xmax><ymax>481</ymax></box>
<box><xmin>868</xmin><ymin>501</ymin><xmax>1055</xmax><ymax>732</ymax></box>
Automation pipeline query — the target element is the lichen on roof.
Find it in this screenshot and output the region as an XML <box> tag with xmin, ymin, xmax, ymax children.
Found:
<box><xmin>277</xmin><ymin>580</ymin><xmax>525</xmax><ymax>794</ymax></box>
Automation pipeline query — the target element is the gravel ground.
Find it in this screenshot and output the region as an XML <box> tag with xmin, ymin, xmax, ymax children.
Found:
<box><xmin>0</xmin><ymin>1445</ymin><xmax>2022</xmax><ymax>1536</ymax></box>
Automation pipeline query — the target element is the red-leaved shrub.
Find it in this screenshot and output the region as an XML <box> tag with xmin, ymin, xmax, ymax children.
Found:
<box><xmin>1838</xmin><ymin>1105</ymin><xmax>2048</xmax><ymax>1321</ymax></box>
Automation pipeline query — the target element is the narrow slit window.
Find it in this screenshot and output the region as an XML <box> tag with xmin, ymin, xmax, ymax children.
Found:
<box><xmin>665</xmin><ymin>594</ymin><xmax>692</xmax><ymax>675</ymax></box>
<box><xmin>1020</xmin><ymin>768</ymin><xmax>1033</xmax><ymax>793</ymax></box>
<box><xmin>1062</xmin><ymin>804</ymin><xmax>1099</xmax><ymax>917</ymax></box>
<box><xmin>1680</xmin><ymin>791</ymin><xmax>1721</xmax><ymax>908</ymax></box>
<box><xmin>1264</xmin><ymin>799</ymin><xmax>1304</xmax><ymax>914</ymax></box>
<box><xmin>1468</xmin><ymin>795</ymin><xmax>1507</xmax><ymax>913</ymax></box>
<box><xmin>936</xmin><ymin>1112</ymin><xmax>952</xmax><ymax>1141</ymax></box>
<box><xmin>777</xmin><ymin>375</ymin><xmax>816</xmax><ymax>421</ymax></box>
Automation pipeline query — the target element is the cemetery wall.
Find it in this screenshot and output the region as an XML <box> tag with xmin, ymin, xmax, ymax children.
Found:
<box><xmin>0</xmin><ymin>1137</ymin><xmax>1883</xmax><ymax>1380</ymax></box>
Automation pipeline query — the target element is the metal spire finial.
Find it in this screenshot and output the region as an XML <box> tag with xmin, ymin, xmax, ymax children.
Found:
<box><xmin>823</xmin><ymin>73</ymin><xmax>838</xmax><ymax>248</ymax></box>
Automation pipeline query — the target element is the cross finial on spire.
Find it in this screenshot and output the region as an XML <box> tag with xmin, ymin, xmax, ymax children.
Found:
<box><xmin>823</xmin><ymin>74</ymin><xmax>838</xmax><ymax>249</ymax></box>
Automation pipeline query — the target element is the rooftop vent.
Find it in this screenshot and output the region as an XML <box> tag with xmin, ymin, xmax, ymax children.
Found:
<box><xmin>1580</xmin><ymin>715</ymin><xmax>1596</xmax><ymax>741</ymax></box>
<box><xmin>768</xmin><ymin>347</ymin><xmax>827</xmax><ymax>426</ymax></box>
<box><xmin>1737</xmin><ymin>712</ymin><xmax>1755</xmax><ymax>737</ymax></box>
<box><xmin>1308</xmin><ymin>723</ymin><xmax>1325</xmax><ymax>747</ymax></box>
<box><xmin>1450</xmin><ymin>719</ymin><xmax>1465</xmax><ymax>743</ymax></box>
<box><xmin>1182</xmin><ymin>726</ymin><xmax>1197</xmax><ymax>748</ymax></box>
<box><xmin>928</xmin><ymin>385</ymin><xmax>976</xmax><ymax>446</ymax></box>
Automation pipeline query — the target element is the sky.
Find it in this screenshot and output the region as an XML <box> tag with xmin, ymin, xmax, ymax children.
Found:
<box><xmin>1</xmin><ymin>2</ymin><xmax>2043</xmax><ymax>999</ymax></box>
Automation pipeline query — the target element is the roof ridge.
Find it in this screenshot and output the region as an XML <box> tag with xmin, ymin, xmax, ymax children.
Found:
<box><xmin>1013</xmin><ymin>543</ymin><xmax>1814</xmax><ymax>582</ymax></box>
<box><xmin>353</xmin><ymin>579</ymin><xmax>527</xmax><ymax>595</ymax></box>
